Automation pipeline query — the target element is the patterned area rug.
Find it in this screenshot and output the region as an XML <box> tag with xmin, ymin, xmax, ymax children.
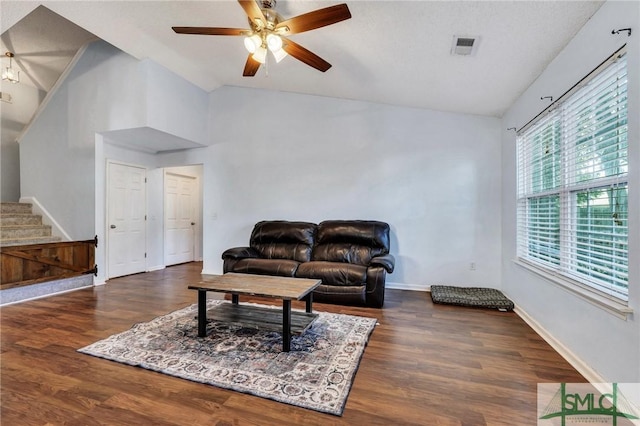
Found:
<box><xmin>78</xmin><ymin>301</ymin><xmax>377</xmax><ymax>416</ymax></box>
<box><xmin>430</xmin><ymin>285</ymin><xmax>515</xmax><ymax>311</ymax></box>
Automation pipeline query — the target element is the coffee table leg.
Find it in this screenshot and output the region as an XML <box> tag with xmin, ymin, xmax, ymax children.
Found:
<box><xmin>197</xmin><ymin>290</ymin><xmax>207</xmax><ymax>337</ymax></box>
<box><xmin>306</xmin><ymin>292</ymin><xmax>313</xmax><ymax>313</ymax></box>
<box><xmin>232</xmin><ymin>294</ymin><xmax>239</xmax><ymax>304</ymax></box>
<box><xmin>283</xmin><ymin>299</ymin><xmax>291</xmax><ymax>352</ymax></box>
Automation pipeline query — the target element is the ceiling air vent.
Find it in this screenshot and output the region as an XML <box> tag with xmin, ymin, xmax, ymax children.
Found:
<box><xmin>451</xmin><ymin>36</ymin><xmax>479</xmax><ymax>56</ymax></box>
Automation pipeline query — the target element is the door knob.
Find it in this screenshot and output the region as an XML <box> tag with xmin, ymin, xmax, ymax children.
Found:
<box><xmin>191</xmin><ymin>222</ymin><xmax>196</xmax><ymax>225</ymax></box>
<box><xmin>110</xmin><ymin>225</ymin><xmax>116</xmax><ymax>229</ymax></box>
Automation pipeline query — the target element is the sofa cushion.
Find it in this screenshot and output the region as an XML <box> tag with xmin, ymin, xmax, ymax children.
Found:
<box><xmin>296</xmin><ymin>261</ymin><xmax>367</xmax><ymax>286</ymax></box>
<box><xmin>313</xmin><ymin>284</ymin><xmax>366</xmax><ymax>305</ymax></box>
<box><xmin>312</xmin><ymin>220</ymin><xmax>390</xmax><ymax>265</ymax></box>
<box><xmin>250</xmin><ymin>221</ymin><xmax>317</xmax><ymax>263</ymax></box>
<box><xmin>230</xmin><ymin>258</ymin><xmax>300</xmax><ymax>277</ymax></box>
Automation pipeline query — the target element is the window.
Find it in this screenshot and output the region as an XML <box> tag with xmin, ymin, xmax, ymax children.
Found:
<box><xmin>517</xmin><ymin>49</ymin><xmax>628</xmax><ymax>302</ymax></box>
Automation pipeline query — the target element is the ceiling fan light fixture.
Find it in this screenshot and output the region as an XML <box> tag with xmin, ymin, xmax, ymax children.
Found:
<box><xmin>271</xmin><ymin>47</ymin><xmax>288</xmax><ymax>63</ymax></box>
<box><xmin>252</xmin><ymin>45</ymin><xmax>268</xmax><ymax>64</ymax></box>
<box><xmin>266</xmin><ymin>33</ymin><xmax>282</xmax><ymax>51</ymax></box>
<box><xmin>243</xmin><ymin>37</ymin><xmax>256</xmax><ymax>53</ymax></box>
<box><xmin>244</xmin><ymin>34</ymin><xmax>262</xmax><ymax>53</ymax></box>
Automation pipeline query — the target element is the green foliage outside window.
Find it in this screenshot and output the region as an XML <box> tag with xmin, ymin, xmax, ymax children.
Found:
<box><xmin>574</xmin><ymin>79</ymin><xmax>628</xmax><ymax>183</ymax></box>
<box><xmin>576</xmin><ymin>186</ymin><xmax>628</xmax><ymax>290</ymax></box>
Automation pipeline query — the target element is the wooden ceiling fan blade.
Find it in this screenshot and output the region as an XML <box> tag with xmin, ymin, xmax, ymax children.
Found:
<box><xmin>243</xmin><ymin>54</ymin><xmax>261</xmax><ymax>77</ymax></box>
<box><xmin>282</xmin><ymin>39</ymin><xmax>331</xmax><ymax>72</ymax></box>
<box><xmin>275</xmin><ymin>4</ymin><xmax>351</xmax><ymax>35</ymax></box>
<box><xmin>172</xmin><ymin>27</ymin><xmax>248</xmax><ymax>36</ymax></box>
<box><xmin>238</xmin><ymin>0</ymin><xmax>266</xmax><ymax>24</ymax></box>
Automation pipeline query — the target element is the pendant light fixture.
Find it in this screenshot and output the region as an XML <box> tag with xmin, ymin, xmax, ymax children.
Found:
<box><xmin>2</xmin><ymin>52</ymin><xmax>20</xmax><ymax>84</ymax></box>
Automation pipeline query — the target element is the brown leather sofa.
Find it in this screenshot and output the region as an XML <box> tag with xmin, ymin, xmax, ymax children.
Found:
<box><xmin>222</xmin><ymin>220</ymin><xmax>395</xmax><ymax>308</ymax></box>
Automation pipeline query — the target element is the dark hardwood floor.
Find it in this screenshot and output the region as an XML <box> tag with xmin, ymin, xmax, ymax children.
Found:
<box><xmin>1</xmin><ymin>262</ymin><xmax>585</xmax><ymax>425</ymax></box>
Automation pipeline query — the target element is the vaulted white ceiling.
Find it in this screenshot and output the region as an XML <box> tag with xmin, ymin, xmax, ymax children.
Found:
<box><xmin>2</xmin><ymin>1</ymin><xmax>604</xmax><ymax>118</ymax></box>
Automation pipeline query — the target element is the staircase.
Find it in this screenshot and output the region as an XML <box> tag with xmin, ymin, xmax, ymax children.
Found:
<box><xmin>0</xmin><ymin>202</ymin><xmax>96</xmax><ymax>306</ymax></box>
<box><xmin>1</xmin><ymin>202</ymin><xmax>61</xmax><ymax>247</ymax></box>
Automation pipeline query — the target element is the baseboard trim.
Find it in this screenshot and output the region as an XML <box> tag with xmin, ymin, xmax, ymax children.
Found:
<box><xmin>514</xmin><ymin>304</ymin><xmax>605</xmax><ymax>384</ymax></box>
<box><xmin>147</xmin><ymin>265</ymin><xmax>166</xmax><ymax>272</ymax></box>
<box><xmin>386</xmin><ymin>281</ymin><xmax>428</xmax><ymax>292</ymax></box>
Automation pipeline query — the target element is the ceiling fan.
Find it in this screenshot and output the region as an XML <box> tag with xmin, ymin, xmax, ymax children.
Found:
<box><xmin>172</xmin><ymin>0</ymin><xmax>351</xmax><ymax>77</ymax></box>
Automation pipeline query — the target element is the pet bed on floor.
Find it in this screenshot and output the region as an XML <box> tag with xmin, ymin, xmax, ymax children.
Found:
<box><xmin>430</xmin><ymin>285</ymin><xmax>514</xmax><ymax>311</ymax></box>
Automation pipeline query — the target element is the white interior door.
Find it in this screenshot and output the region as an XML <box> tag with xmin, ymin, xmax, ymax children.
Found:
<box><xmin>164</xmin><ymin>172</ymin><xmax>196</xmax><ymax>266</ymax></box>
<box><xmin>107</xmin><ymin>162</ymin><xmax>147</xmax><ymax>278</ymax></box>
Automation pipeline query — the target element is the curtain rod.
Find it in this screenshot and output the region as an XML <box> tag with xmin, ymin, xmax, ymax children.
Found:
<box><xmin>516</xmin><ymin>43</ymin><xmax>627</xmax><ymax>135</ymax></box>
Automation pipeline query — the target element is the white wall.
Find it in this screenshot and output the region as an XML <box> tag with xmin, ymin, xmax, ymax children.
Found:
<box><xmin>20</xmin><ymin>40</ymin><xmax>147</xmax><ymax>239</ymax></box>
<box><xmin>1</xmin><ymin>135</ymin><xmax>21</xmax><ymax>202</ymax></box>
<box><xmin>200</xmin><ymin>87</ymin><xmax>502</xmax><ymax>290</ymax></box>
<box><xmin>144</xmin><ymin>60</ymin><xmax>208</xmax><ymax>145</ymax></box>
<box><xmin>501</xmin><ymin>0</ymin><xmax>639</xmax><ymax>383</ymax></box>
<box><xmin>20</xmin><ymin>40</ymin><xmax>209</xmax><ymax>284</ymax></box>
<box><xmin>1</xmin><ymin>82</ymin><xmax>44</xmax><ymax>201</ymax></box>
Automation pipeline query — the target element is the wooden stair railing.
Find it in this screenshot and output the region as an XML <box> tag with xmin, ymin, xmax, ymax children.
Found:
<box><xmin>0</xmin><ymin>236</ymin><xmax>98</xmax><ymax>291</ymax></box>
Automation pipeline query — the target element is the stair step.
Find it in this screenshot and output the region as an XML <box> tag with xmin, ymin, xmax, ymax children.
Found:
<box><xmin>1</xmin><ymin>202</ymin><xmax>33</xmax><ymax>214</ymax></box>
<box><xmin>0</xmin><ymin>203</ymin><xmax>57</xmax><ymax>247</ymax></box>
<box><xmin>0</xmin><ymin>236</ymin><xmax>62</xmax><ymax>247</ymax></box>
<box><xmin>1</xmin><ymin>214</ymin><xmax>43</xmax><ymax>226</ymax></box>
<box><xmin>1</xmin><ymin>224</ymin><xmax>52</xmax><ymax>240</ymax></box>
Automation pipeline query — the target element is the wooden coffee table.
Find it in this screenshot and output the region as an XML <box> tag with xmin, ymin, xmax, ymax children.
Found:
<box><xmin>188</xmin><ymin>273</ymin><xmax>322</xmax><ymax>352</ymax></box>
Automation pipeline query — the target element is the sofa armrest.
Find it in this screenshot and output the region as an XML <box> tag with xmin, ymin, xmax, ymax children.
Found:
<box><xmin>370</xmin><ymin>254</ymin><xmax>395</xmax><ymax>273</ymax></box>
<box><xmin>221</xmin><ymin>247</ymin><xmax>259</xmax><ymax>260</ymax></box>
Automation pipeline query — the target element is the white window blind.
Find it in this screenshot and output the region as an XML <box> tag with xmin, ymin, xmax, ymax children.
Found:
<box><xmin>517</xmin><ymin>49</ymin><xmax>628</xmax><ymax>302</ymax></box>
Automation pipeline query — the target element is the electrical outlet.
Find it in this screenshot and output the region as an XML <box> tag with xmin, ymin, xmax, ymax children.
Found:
<box><xmin>470</xmin><ymin>262</ymin><xmax>476</xmax><ymax>271</ymax></box>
